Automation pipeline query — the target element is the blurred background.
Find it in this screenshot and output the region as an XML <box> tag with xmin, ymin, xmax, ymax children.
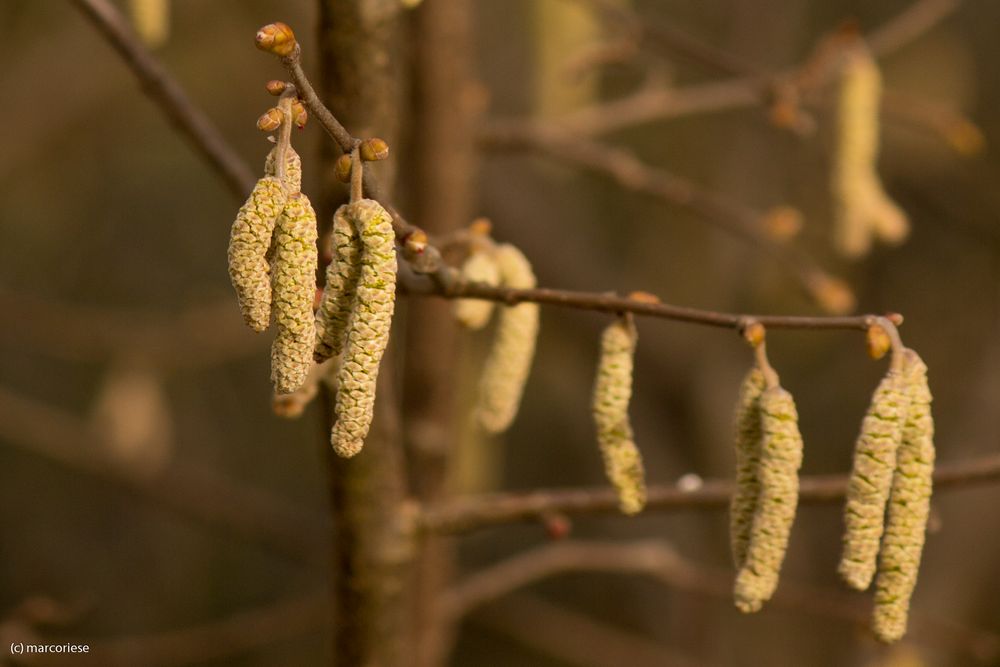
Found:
<box><xmin>1</xmin><ymin>0</ymin><xmax>999</xmax><ymax>665</ymax></box>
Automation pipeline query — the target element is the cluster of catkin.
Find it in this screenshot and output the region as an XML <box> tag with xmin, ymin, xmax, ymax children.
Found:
<box><xmin>228</xmin><ymin>93</ymin><xmax>397</xmax><ymax>458</ymax></box>
<box><xmin>832</xmin><ymin>41</ymin><xmax>909</xmax><ymax>258</ymax></box>
<box><xmin>452</xmin><ymin>225</ymin><xmax>540</xmax><ymax>435</ymax></box>
<box><xmin>729</xmin><ymin>343</ymin><xmax>805</xmax><ymax>613</ymax></box>
<box><xmin>727</xmin><ymin>323</ymin><xmax>935</xmax><ymax>643</ymax></box>
<box><xmin>840</xmin><ymin>342</ymin><xmax>935</xmax><ymax>643</ymax></box>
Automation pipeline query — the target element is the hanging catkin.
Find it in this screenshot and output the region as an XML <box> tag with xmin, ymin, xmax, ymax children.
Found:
<box><xmin>265</xmin><ymin>145</ymin><xmax>302</xmax><ymax>193</ymax></box>
<box><xmin>592</xmin><ymin>317</ymin><xmax>646</xmax><ymax>515</ymax></box>
<box><xmin>734</xmin><ymin>385</ymin><xmax>804</xmax><ymax>613</ymax></box>
<box><xmin>330</xmin><ymin>199</ymin><xmax>397</xmax><ymax>458</ymax></box>
<box><xmin>839</xmin><ymin>363</ymin><xmax>910</xmax><ymax>590</ymax></box>
<box><xmin>270</xmin><ymin>192</ymin><xmax>318</xmax><ymax>394</ymax></box>
<box><xmin>476</xmin><ymin>244</ymin><xmax>540</xmax><ymax>433</ymax></box>
<box><xmin>454</xmin><ymin>249</ymin><xmax>500</xmax><ymax>330</ymax></box>
<box><xmin>730</xmin><ymin>367</ymin><xmax>767</xmax><ymax>568</ymax></box>
<box><xmin>832</xmin><ymin>44</ymin><xmax>909</xmax><ymax>258</ymax></box>
<box><xmin>873</xmin><ymin>349</ymin><xmax>935</xmax><ymax>643</ymax></box>
<box><xmin>314</xmin><ymin>205</ymin><xmax>363</xmax><ymax>362</ymax></box>
<box><xmin>228</xmin><ymin>176</ymin><xmax>287</xmax><ymax>332</ymax></box>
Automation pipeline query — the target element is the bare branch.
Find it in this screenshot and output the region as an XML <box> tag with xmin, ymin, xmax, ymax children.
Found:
<box><xmin>421</xmin><ymin>452</ymin><xmax>1000</xmax><ymax>534</ymax></box>
<box><xmin>71</xmin><ymin>0</ymin><xmax>256</xmax><ymax>200</ymax></box>
<box><xmin>0</xmin><ymin>385</ymin><xmax>326</xmax><ymax>562</ymax></box>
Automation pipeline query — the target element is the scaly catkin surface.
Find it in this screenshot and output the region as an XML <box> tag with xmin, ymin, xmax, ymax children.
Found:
<box><xmin>330</xmin><ymin>199</ymin><xmax>397</xmax><ymax>458</ymax></box>
<box><xmin>270</xmin><ymin>193</ymin><xmax>318</xmax><ymax>394</ymax></box>
<box><xmin>839</xmin><ymin>366</ymin><xmax>910</xmax><ymax>590</ymax></box>
<box><xmin>314</xmin><ymin>205</ymin><xmax>362</xmax><ymax>362</ymax></box>
<box><xmin>731</xmin><ymin>367</ymin><xmax>766</xmax><ymax>568</ymax></box>
<box><xmin>592</xmin><ymin>317</ymin><xmax>646</xmax><ymax>515</ymax></box>
<box><xmin>734</xmin><ymin>386</ymin><xmax>803</xmax><ymax>613</ymax></box>
<box><xmin>228</xmin><ymin>176</ymin><xmax>286</xmax><ymax>332</ymax></box>
<box><xmin>873</xmin><ymin>350</ymin><xmax>934</xmax><ymax>643</ymax></box>
<box><xmin>265</xmin><ymin>146</ymin><xmax>302</xmax><ymax>193</ymax></box>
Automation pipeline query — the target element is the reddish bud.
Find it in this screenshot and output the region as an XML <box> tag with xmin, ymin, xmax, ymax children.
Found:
<box><xmin>255</xmin><ymin>22</ymin><xmax>296</xmax><ymax>57</ymax></box>
<box><xmin>265</xmin><ymin>80</ymin><xmax>287</xmax><ymax>96</ymax></box>
<box><xmin>256</xmin><ymin>107</ymin><xmax>283</xmax><ymax>132</ymax></box>
<box><xmin>543</xmin><ymin>513</ymin><xmax>571</xmax><ymax>540</ymax></box>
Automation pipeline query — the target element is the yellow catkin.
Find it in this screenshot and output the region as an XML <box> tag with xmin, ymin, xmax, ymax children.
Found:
<box><xmin>730</xmin><ymin>367</ymin><xmax>767</xmax><ymax>568</ymax></box>
<box><xmin>873</xmin><ymin>350</ymin><xmax>934</xmax><ymax>643</ymax></box>
<box><xmin>314</xmin><ymin>205</ymin><xmax>363</xmax><ymax>362</ymax></box>
<box><xmin>592</xmin><ymin>317</ymin><xmax>646</xmax><ymax>515</ymax></box>
<box><xmin>228</xmin><ymin>176</ymin><xmax>286</xmax><ymax>332</ymax></box>
<box><xmin>839</xmin><ymin>365</ymin><xmax>910</xmax><ymax>590</ymax></box>
<box><xmin>454</xmin><ymin>250</ymin><xmax>501</xmax><ymax>330</ymax></box>
<box><xmin>734</xmin><ymin>386</ymin><xmax>804</xmax><ymax>613</ymax></box>
<box><xmin>265</xmin><ymin>146</ymin><xmax>302</xmax><ymax>193</ymax></box>
<box><xmin>128</xmin><ymin>0</ymin><xmax>169</xmax><ymax>48</ymax></box>
<box><xmin>833</xmin><ymin>45</ymin><xmax>909</xmax><ymax>258</ymax></box>
<box><xmin>476</xmin><ymin>244</ymin><xmax>540</xmax><ymax>433</ymax></box>
<box><xmin>270</xmin><ymin>193</ymin><xmax>318</xmax><ymax>394</ymax></box>
<box><xmin>330</xmin><ymin>199</ymin><xmax>397</xmax><ymax>458</ymax></box>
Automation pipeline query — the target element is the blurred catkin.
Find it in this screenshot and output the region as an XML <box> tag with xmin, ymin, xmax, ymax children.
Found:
<box><xmin>454</xmin><ymin>249</ymin><xmax>500</xmax><ymax>330</ymax></box>
<box><xmin>734</xmin><ymin>386</ymin><xmax>804</xmax><ymax>613</ymax></box>
<box><xmin>270</xmin><ymin>193</ymin><xmax>319</xmax><ymax>394</ymax></box>
<box><xmin>592</xmin><ymin>317</ymin><xmax>646</xmax><ymax>515</ymax></box>
<box><xmin>477</xmin><ymin>244</ymin><xmax>540</xmax><ymax>433</ymax></box>
<box><xmin>228</xmin><ymin>176</ymin><xmax>286</xmax><ymax>332</ymax></box>
<box><xmin>314</xmin><ymin>205</ymin><xmax>362</xmax><ymax>362</ymax></box>
<box><xmin>128</xmin><ymin>0</ymin><xmax>169</xmax><ymax>48</ymax></box>
<box><xmin>832</xmin><ymin>45</ymin><xmax>909</xmax><ymax>258</ymax></box>
<box><xmin>874</xmin><ymin>350</ymin><xmax>934</xmax><ymax>643</ymax></box>
<box><xmin>330</xmin><ymin>199</ymin><xmax>397</xmax><ymax>458</ymax></box>
<box><xmin>731</xmin><ymin>367</ymin><xmax>766</xmax><ymax>567</ymax></box>
<box><xmin>839</xmin><ymin>365</ymin><xmax>910</xmax><ymax>590</ymax></box>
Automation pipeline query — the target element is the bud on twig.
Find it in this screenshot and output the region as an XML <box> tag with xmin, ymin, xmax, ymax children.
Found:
<box><xmin>257</xmin><ymin>108</ymin><xmax>283</xmax><ymax>133</ymax></box>
<box><xmin>255</xmin><ymin>22</ymin><xmax>297</xmax><ymax>57</ymax></box>
<box><xmin>335</xmin><ymin>154</ymin><xmax>353</xmax><ymax>183</ymax></box>
<box><xmin>265</xmin><ymin>80</ymin><xmax>287</xmax><ymax>96</ymax></box>
<box><xmin>360</xmin><ymin>138</ymin><xmax>390</xmax><ymax>162</ymax></box>
<box><xmin>291</xmin><ymin>100</ymin><xmax>308</xmax><ymax>128</ymax></box>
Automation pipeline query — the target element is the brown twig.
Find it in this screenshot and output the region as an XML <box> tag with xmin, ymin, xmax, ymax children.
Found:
<box><xmin>421</xmin><ymin>452</ymin><xmax>1000</xmax><ymax>534</ymax></box>
<box><xmin>444</xmin><ymin>540</ymin><xmax>999</xmax><ymax>661</ymax></box>
<box><xmin>71</xmin><ymin>0</ymin><xmax>256</xmax><ymax>200</ymax></box>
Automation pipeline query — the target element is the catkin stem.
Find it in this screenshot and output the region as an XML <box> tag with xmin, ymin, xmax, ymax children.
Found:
<box><xmin>350</xmin><ymin>146</ymin><xmax>364</xmax><ymax>203</ymax></box>
<box><xmin>275</xmin><ymin>93</ymin><xmax>295</xmax><ymax>186</ymax></box>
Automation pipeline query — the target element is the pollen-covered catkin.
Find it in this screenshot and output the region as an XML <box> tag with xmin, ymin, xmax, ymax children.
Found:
<box><xmin>314</xmin><ymin>206</ymin><xmax>362</xmax><ymax>362</ymax></box>
<box><xmin>730</xmin><ymin>367</ymin><xmax>767</xmax><ymax>568</ymax></box>
<box><xmin>453</xmin><ymin>249</ymin><xmax>500</xmax><ymax>330</ymax></box>
<box><xmin>265</xmin><ymin>146</ymin><xmax>302</xmax><ymax>193</ymax></box>
<box><xmin>592</xmin><ymin>317</ymin><xmax>646</xmax><ymax>515</ymax></box>
<box><xmin>839</xmin><ymin>365</ymin><xmax>910</xmax><ymax>590</ymax></box>
<box><xmin>476</xmin><ymin>244</ymin><xmax>540</xmax><ymax>433</ymax></box>
<box><xmin>228</xmin><ymin>176</ymin><xmax>287</xmax><ymax>332</ymax></box>
<box><xmin>832</xmin><ymin>45</ymin><xmax>909</xmax><ymax>258</ymax></box>
<box><xmin>873</xmin><ymin>350</ymin><xmax>935</xmax><ymax>643</ymax></box>
<box><xmin>270</xmin><ymin>193</ymin><xmax>318</xmax><ymax>394</ymax></box>
<box><xmin>330</xmin><ymin>199</ymin><xmax>397</xmax><ymax>458</ymax></box>
<box><xmin>734</xmin><ymin>386</ymin><xmax>804</xmax><ymax>613</ymax></box>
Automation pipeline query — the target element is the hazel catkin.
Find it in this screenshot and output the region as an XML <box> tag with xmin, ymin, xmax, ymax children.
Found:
<box><xmin>314</xmin><ymin>205</ymin><xmax>363</xmax><ymax>362</ymax></box>
<box><xmin>270</xmin><ymin>192</ymin><xmax>318</xmax><ymax>394</ymax></box>
<box><xmin>476</xmin><ymin>244</ymin><xmax>540</xmax><ymax>434</ymax></box>
<box><xmin>832</xmin><ymin>44</ymin><xmax>909</xmax><ymax>258</ymax></box>
<box><xmin>734</xmin><ymin>385</ymin><xmax>804</xmax><ymax>613</ymax></box>
<box><xmin>592</xmin><ymin>317</ymin><xmax>646</xmax><ymax>515</ymax></box>
<box><xmin>730</xmin><ymin>367</ymin><xmax>767</xmax><ymax>568</ymax></box>
<box><xmin>228</xmin><ymin>176</ymin><xmax>287</xmax><ymax>332</ymax></box>
<box><xmin>453</xmin><ymin>249</ymin><xmax>500</xmax><ymax>330</ymax></box>
<box><xmin>265</xmin><ymin>145</ymin><xmax>302</xmax><ymax>194</ymax></box>
<box><xmin>873</xmin><ymin>349</ymin><xmax>934</xmax><ymax>643</ymax></box>
<box><xmin>330</xmin><ymin>199</ymin><xmax>397</xmax><ymax>458</ymax></box>
<box><xmin>839</xmin><ymin>364</ymin><xmax>910</xmax><ymax>590</ymax></box>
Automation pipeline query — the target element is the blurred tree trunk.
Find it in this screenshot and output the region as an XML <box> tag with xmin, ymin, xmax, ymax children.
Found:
<box><xmin>316</xmin><ymin>1</ymin><xmax>410</xmax><ymax>665</ymax></box>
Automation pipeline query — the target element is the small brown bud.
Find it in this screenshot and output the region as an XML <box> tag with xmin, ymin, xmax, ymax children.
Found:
<box><xmin>742</xmin><ymin>321</ymin><xmax>766</xmax><ymax>348</ymax></box>
<box><xmin>866</xmin><ymin>324</ymin><xmax>892</xmax><ymax>360</ymax></box>
<box><xmin>404</xmin><ymin>229</ymin><xmax>428</xmax><ymax>255</ymax></box>
<box><xmin>265</xmin><ymin>80</ymin><xmax>287</xmax><ymax>96</ymax></box>
<box><xmin>807</xmin><ymin>274</ymin><xmax>856</xmax><ymax>315</ymax></box>
<box><xmin>360</xmin><ymin>137</ymin><xmax>390</xmax><ymax>162</ymax></box>
<box><xmin>627</xmin><ymin>290</ymin><xmax>660</xmax><ymax>304</ymax></box>
<box><xmin>256</xmin><ymin>107</ymin><xmax>283</xmax><ymax>132</ymax></box>
<box><xmin>543</xmin><ymin>514</ymin><xmax>571</xmax><ymax>540</ymax></box>
<box><xmin>945</xmin><ymin>119</ymin><xmax>985</xmax><ymax>156</ymax></box>
<box><xmin>469</xmin><ymin>218</ymin><xmax>492</xmax><ymax>236</ymax></box>
<box><xmin>291</xmin><ymin>100</ymin><xmax>308</xmax><ymax>128</ymax></box>
<box><xmin>255</xmin><ymin>22</ymin><xmax>297</xmax><ymax>57</ymax></box>
<box><xmin>762</xmin><ymin>206</ymin><xmax>803</xmax><ymax>242</ymax></box>
<box><xmin>334</xmin><ymin>154</ymin><xmax>353</xmax><ymax>183</ymax></box>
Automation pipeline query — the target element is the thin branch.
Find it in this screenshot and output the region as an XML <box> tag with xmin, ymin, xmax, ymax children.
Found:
<box><xmin>445</xmin><ymin>540</ymin><xmax>1000</xmax><ymax>661</ymax></box>
<box><xmin>71</xmin><ymin>0</ymin><xmax>256</xmax><ymax>200</ymax></box>
<box><xmin>0</xmin><ymin>385</ymin><xmax>327</xmax><ymax>563</ymax></box>
<box><xmin>32</xmin><ymin>595</ymin><xmax>327</xmax><ymax>667</ymax></box>
<box><xmin>421</xmin><ymin>452</ymin><xmax>1000</xmax><ymax>534</ymax></box>
<box><xmin>866</xmin><ymin>0</ymin><xmax>962</xmax><ymax>57</ymax></box>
